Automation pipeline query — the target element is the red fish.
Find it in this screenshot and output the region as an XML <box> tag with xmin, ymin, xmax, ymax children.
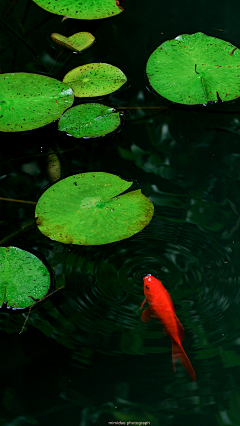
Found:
<box><xmin>141</xmin><ymin>274</ymin><xmax>196</xmax><ymax>382</ymax></box>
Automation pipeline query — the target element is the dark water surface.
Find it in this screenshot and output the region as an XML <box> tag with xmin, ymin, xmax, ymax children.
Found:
<box><xmin>1</xmin><ymin>0</ymin><xmax>240</xmax><ymax>425</ymax></box>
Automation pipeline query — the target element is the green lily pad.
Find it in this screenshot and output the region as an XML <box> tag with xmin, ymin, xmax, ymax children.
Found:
<box><xmin>32</xmin><ymin>0</ymin><xmax>123</xmax><ymax>19</ymax></box>
<box><xmin>58</xmin><ymin>103</ymin><xmax>121</xmax><ymax>138</ymax></box>
<box><xmin>35</xmin><ymin>172</ymin><xmax>154</xmax><ymax>245</ymax></box>
<box><xmin>146</xmin><ymin>32</ymin><xmax>240</xmax><ymax>105</ymax></box>
<box><xmin>0</xmin><ymin>247</ymin><xmax>51</xmax><ymax>308</ymax></box>
<box><xmin>0</xmin><ymin>73</ymin><xmax>74</xmax><ymax>132</ymax></box>
<box><xmin>51</xmin><ymin>32</ymin><xmax>95</xmax><ymax>52</ymax></box>
<box><xmin>63</xmin><ymin>63</ymin><xmax>127</xmax><ymax>97</ymax></box>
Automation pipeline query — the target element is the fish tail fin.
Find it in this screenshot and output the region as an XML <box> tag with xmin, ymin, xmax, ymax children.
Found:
<box><xmin>172</xmin><ymin>341</ymin><xmax>196</xmax><ymax>382</ymax></box>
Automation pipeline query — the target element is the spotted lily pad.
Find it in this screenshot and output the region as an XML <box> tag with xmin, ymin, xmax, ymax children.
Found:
<box><xmin>58</xmin><ymin>103</ymin><xmax>121</xmax><ymax>138</ymax></box>
<box><xmin>32</xmin><ymin>0</ymin><xmax>123</xmax><ymax>19</ymax></box>
<box><xmin>63</xmin><ymin>63</ymin><xmax>127</xmax><ymax>97</ymax></box>
<box><xmin>35</xmin><ymin>172</ymin><xmax>154</xmax><ymax>245</ymax></box>
<box><xmin>51</xmin><ymin>32</ymin><xmax>95</xmax><ymax>52</ymax></box>
<box><xmin>0</xmin><ymin>73</ymin><xmax>74</xmax><ymax>132</ymax></box>
<box><xmin>0</xmin><ymin>247</ymin><xmax>51</xmax><ymax>309</ymax></box>
<box><xmin>146</xmin><ymin>32</ymin><xmax>240</xmax><ymax>105</ymax></box>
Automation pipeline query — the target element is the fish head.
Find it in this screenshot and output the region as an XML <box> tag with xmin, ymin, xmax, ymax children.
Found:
<box><xmin>143</xmin><ymin>274</ymin><xmax>163</xmax><ymax>299</ymax></box>
<box><xmin>143</xmin><ymin>274</ymin><xmax>154</xmax><ymax>298</ymax></box>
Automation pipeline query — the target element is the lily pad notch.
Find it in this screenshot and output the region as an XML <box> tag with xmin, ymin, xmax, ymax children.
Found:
<box><xmin>0</xmin><ymin>73</ymin><xmax>74</xmax><ymax>132</ymax></box>
<box><xmin>35</xmin><ymin>172</ymin><xmax>154</xmax><ymax>245</ymax></box>
<box><xmin>62</xmin><ymin>63</ymin><xmax>127</xmax><ymax>98</ymax></box>
<box><xmin>146</xmin><ymin>32</ymin><xmax>240</xmax><ymax>105</ymax></box>
<box><xmin>32</xmin><ymin>0</ymin><xmax>123</xmax><ymax>20</ymax></box>
<box><xmin>58</xmin><ymin>103</ymin><xmax>122</xmax><ymax>138</ymax></box>
<box><xmin>0</xmin><ymin>246</ymin><xmax>52</xmax><ymax>309</ymax></box>
<box><xmin>51</xmin><ymin>32</ymin><xmax>95</xmax><ymax>52</ymax></box>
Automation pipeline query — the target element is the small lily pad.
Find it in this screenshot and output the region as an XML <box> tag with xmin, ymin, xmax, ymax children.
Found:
<box><xmin>35</xmin><ymin>172</ymin><xmax>154</xmax><ymax>245</ymax></box>
<box><xmin>146</xmin><ymin>32</ymin><xmax>240</xmax><ymax>105</ymax></box>
<box><xmin>0</xmin><ymin>73</ymin><xmax>74</xmax><ymax>132</ymax></box>
<box><xmin>63</xmin><ymin>63</ymin><xmax>127</xmax><ymax>97</ymax></box>
<box><xmin>0</xmin><ymin>247</ymin><xmax>51</xmax><ymax>309</ymax></box>
<box><xmin>51</xmin><ymin>32</ymin><xmax>95</xmax><ymax>52</ymax></box>
<box><xmin>32</xmin><ymin>0</ymin><xmax>123</xmax><ymax>19</ymax></box>
<box><xmin>58</xmin><ymin>103</ymin><xmax>121</xmax><ymax>138</ymax></box>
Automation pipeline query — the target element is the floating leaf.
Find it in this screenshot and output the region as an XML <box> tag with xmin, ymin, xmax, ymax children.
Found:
<box><xmin>0</xmin><ymin>247</ymin><xmax>51</xmax><ymax>308</ymax></box>
<box><xmin>35</xmin><ymin>172</ymin><xmax>154</xmax><ymax>245</ymax></box>
<box><xmin>0</xmin><ymin>73</ymin><xmax>74</xmax><ymax>132</ymax></box>
<box><xmin>63</xmin><ymin>63</ymin><xmax>127</xmax><ymax>97</ymax></box>
<box><xmin>146</xmin><ymin>32</ymin><xmax>240</xmax><ymax>105</ymax></box>
<box><xmin>58</xmin><ymin>103</ymin><xmax>121</xmax><ymax>138</ymax></box>
<box><xmin>32</xmin><ymin>0</ymin><xmax>123</xmax><ymax>19</ymax></box>
<box><xmin>51</xmin><ymin>32</ymin><xmax>95</xmax><ymax>52</ymax></box>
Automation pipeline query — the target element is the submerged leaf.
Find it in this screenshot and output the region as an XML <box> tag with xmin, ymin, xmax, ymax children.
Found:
<box><xmin>0</xmin><ymin>247</ymin><xmax>51</xmax><ymax>308</ymax></box>
<box><xmin>147</xmin><ymin>32</ymin><xmax>240</xmax><ymax>105</ymax></box>
<box><xmin>58</xmin><ymin>103</ymin><xmax>121</xmax><ymax>138</ymax></box>
<box><xmin>47</xmin><ymin>148</ymin><xmax>61</xmax><ymax>182</ymax></box>
<box><xmin>35</xmin><ymin>172</ymin><xmax>154</xmax><ymax>245</ymax></box>
<box><xmin>0</xmin><ymin>73</ymin><xmax>74</xmax><ymax>132</ymax></box>
<box><xmin>63</xmin><ymin>63</ymin><xmax>127</xmax><ymax>97</ymax></box>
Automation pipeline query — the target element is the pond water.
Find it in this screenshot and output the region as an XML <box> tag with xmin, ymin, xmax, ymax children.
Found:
<box><xmin>1</xmin><ymin>0</ymin><xmax>240</xmax><ymax>425</ymax></box>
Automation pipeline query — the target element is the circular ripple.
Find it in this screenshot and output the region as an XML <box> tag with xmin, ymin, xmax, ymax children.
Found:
<box><xmin>62</xmin><ymin>220</ymin><xmax>209</xmax><ymax>332</ymax></box>
<box><xmin>24</xmin><ymin>218</ymin><xmax>239</xmax><ymax>357</ymax></box>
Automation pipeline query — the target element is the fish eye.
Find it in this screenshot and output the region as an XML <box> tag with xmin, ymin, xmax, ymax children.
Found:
<box><xmin>146</xmin><ymin>285</ymin><xmax>149</xmax><ymax>289</ymax></box>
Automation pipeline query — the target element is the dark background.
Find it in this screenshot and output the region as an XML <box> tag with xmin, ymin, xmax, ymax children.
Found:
<box><xmin>1</xmin><ymin>0</ymin><xmax>240</xmax><ymax>425</ymax></box>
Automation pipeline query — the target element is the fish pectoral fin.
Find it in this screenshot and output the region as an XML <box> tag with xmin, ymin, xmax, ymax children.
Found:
<box><xmin>140</xmin><ymin>298</ymin><xmax>147</xmax><ymax>310</ymax></box>
<box><xmin>141</xmin><ymin>307</ymin><xmax>155</xmax><ymax>323</ymax></box>
<box><xmin>174</xmin><ymin>313</ymin><xmax>185</xmax><ymax>341</ymax></box>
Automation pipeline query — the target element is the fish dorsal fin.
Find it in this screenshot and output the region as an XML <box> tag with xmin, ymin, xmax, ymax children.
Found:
<box><xmin>141</xmin><ymin>307</ymin><xmax>156</xmax><ymax>323</ymax></box>
<box><xmin>174</xmin><ymin>313</ymin><xmax>184</xmax><ymax>341</ymax></box>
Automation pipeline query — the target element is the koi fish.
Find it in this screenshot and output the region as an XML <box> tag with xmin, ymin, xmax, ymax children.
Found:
<box><xmin>141</xmin><ymin>274</ymin><xmax>196</xmax><ymax>382</ymax></box>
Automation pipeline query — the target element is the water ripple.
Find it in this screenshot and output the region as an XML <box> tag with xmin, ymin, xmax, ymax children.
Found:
<box><xmin>21</xmin><ymin>219</ymin><xmax>239</xmax><ymax>359</ymax></box>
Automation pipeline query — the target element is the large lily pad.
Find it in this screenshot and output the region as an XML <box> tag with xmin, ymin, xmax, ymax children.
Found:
<box><xmin>63</xmin><ymin>63</ymin><xmax>127</xmax><ymax>97</ymax></box>
<box><xmin>0</xmin><ymin>247</ymin><xmax>51</xmax><ymax>309</ymax></box>
<box><xmin>35</xmin><ymin>172</ymin><xmax>154</xmax><ymax>245</ymax></box>
<box><xmin>146</xmin><ymin>32</ymin><xmax>240</xmax><ymax>105</ymax></box>
<box><xmin>58</xmin><ymin>103</ymin><xmax>121</xmax><ymax>138</ymax></box>
<box><xmin>32</xmin><ymin>0</ymin><xmax>123</xmax><ymax>19</ymax></box>
<box><xmin>51</xmin><ymin>32</ymin><xmax>95</xmax><ymax>52</ymax></box>
<box><xmin>0</xmin><ymin>73</ymin><xmax>74</xmax><ymax>132</ymax></box>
